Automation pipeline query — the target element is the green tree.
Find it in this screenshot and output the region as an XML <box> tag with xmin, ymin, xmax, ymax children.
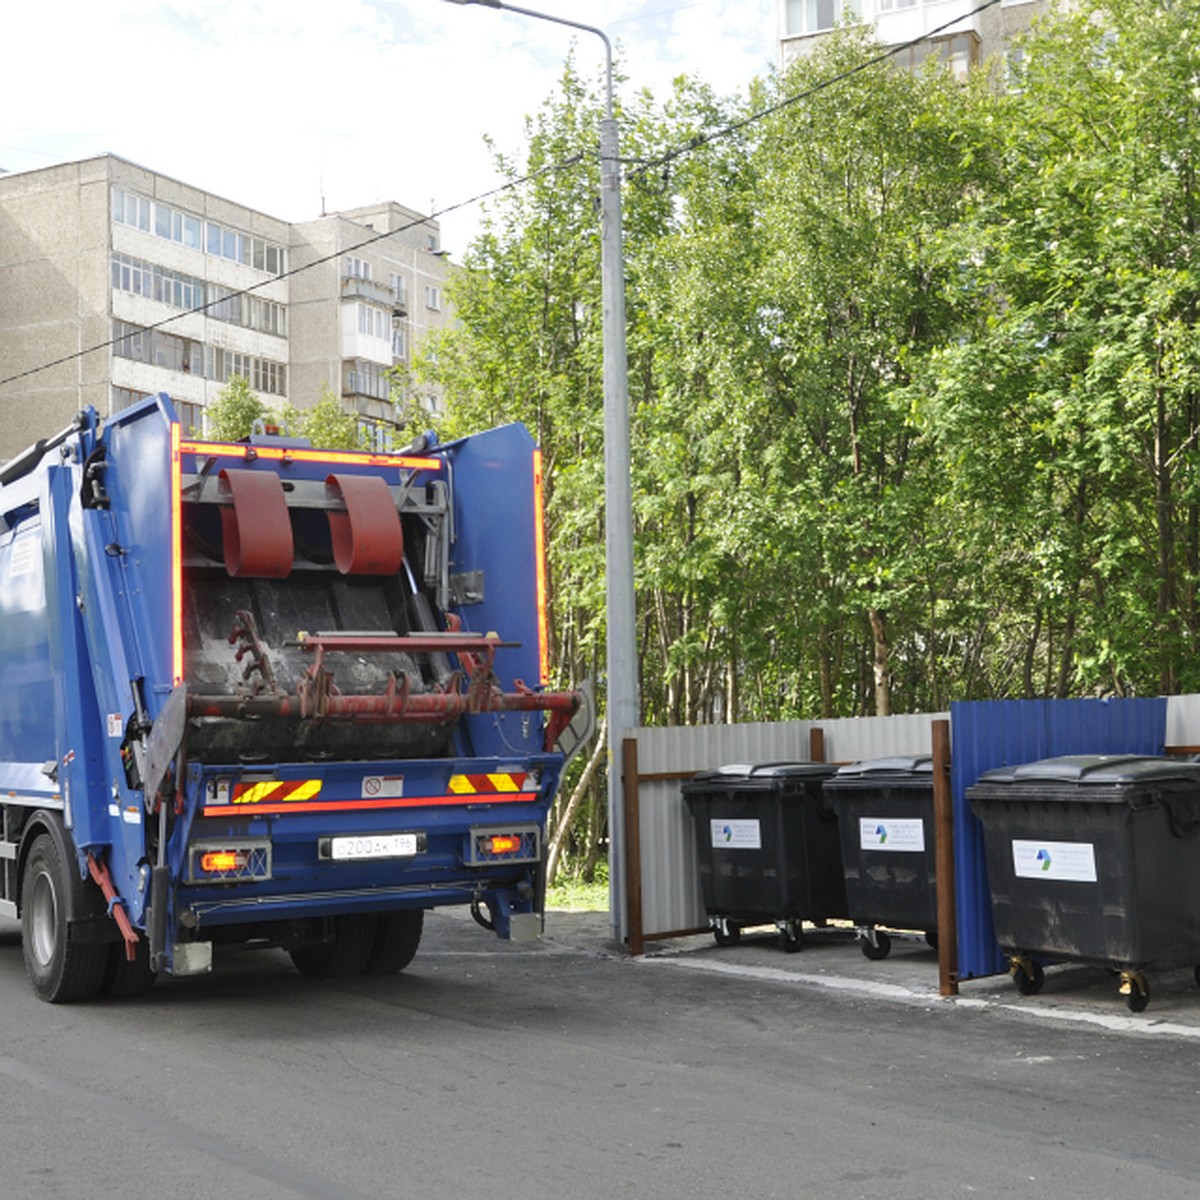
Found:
<box><xmin>929</xmin><ymin>0</ymin><xmax>1200</xmax><ymax>697</ymax></box>
<box><xmin>205</xmin><ymin>375</ymin><xmax>267</xmax><ymax>441</ymax></box>
<box><xmin>286</xmin><ymin>388</ymin><xmax>371</xmax><ymax>451</ymax></box>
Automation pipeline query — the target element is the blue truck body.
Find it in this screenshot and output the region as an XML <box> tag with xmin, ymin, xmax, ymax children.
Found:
<box><xmin>0</xmin><ymin>395</ymin><xmax>578</xmax><ymax>1000</ymax></box>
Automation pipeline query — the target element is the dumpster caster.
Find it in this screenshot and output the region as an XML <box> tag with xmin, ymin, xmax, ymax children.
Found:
<box><xmin>860</xmin><ymin>928</ymin><xmax>891</xmax><ymax>961</ymax></box>
<box><xmin>777</xmin><ymin>921</ymin><xmax>804</xmax><ymax>953</ymax></box>
<box><xmin>1119</xmin><ymin>971</ymin><xmax>1149</xmax><ymax>1013</ymax></box>
<box><xmin>1010</xmin><ymin>956</ymin><xmax>1045</xmax><ymax>996</ymax></box>
<box><xmin>712</xmin><ymin>919</ymin><xmax>741</xmax><ymax>947</ymax></box>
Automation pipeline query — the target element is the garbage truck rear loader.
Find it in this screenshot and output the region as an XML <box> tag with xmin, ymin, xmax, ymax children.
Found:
<box><xmin>0</xmin><ymin>395</ymin><xmax>579</xmax><ymax>1001</ymax></box>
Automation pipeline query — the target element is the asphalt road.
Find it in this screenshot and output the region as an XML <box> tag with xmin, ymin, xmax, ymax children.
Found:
<box><xmin>1</xmin><ymin>910</ymin><xmax>1198</xmax><ymax>1200</ymax></box>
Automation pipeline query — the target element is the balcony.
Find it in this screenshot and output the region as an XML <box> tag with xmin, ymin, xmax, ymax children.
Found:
<box><xmin>340</xmin><ymin>276</ymin><xmax>397</xmax><ymax>306</ymax></box>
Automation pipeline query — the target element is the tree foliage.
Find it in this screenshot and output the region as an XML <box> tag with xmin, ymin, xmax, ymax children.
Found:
<box><xmin>420</xmin><ymin>1</ymin><xmax>1200</xmax><ymax>870</ymax></box>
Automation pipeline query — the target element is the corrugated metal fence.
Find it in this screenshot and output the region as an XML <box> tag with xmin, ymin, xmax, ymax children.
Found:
<box><xmin>620</xmin><ymin>714</ymin><xmax>948</xmax><ymax>950</ymax></box>
<box><xmin>618</xmin><ymin>697</ymin><xmax>1200</xmax><ymax>978</ymax></box>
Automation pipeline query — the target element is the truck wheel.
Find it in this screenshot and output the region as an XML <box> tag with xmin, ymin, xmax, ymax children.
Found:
<box><xmin>100</xmin><ymin>938</ymin><xmax>157</xmax><ymax>998</ymax></box>
<box><xmin>363</xmin><ymin>910</ymin><xmax>424</xmax><ymax>976</ymax></box>
<box><xmin>289</xmin><ymin>914</ymin><xmax>378</xmax><ymax>978</ymax></box>
<box><xmin>21</xmin><ymin>834</ymin><xmax>108</xmax><ymax>1003</ymax></box>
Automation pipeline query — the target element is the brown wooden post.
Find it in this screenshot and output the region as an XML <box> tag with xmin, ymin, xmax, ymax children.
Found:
<box><xmin>932</xmin><ymin>718</ymin><xmax>958</xmax><ymax>996</ymax></box>
<box><xmin>809</xmin><ymin>726</ymin><xmax>826</xmax><ymax>764</ymax></box>
<box><xmin>622</xmin><ymin>736</ymin><xmax>644</xmax><ymax>956</ymax></box>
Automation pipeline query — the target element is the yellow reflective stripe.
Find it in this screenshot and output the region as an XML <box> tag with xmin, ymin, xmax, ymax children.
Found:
<box><xmin>288</xmin><ymin>779</ymin><xmax>323</xmax><ymax>801</ymax></box>
<box><xmin>487</xmin><ymin>774</ymin><xmax>519</xmax><ymax>793</ymax></box>
<box><xmin>234</xmin><ymin>781</ymin><xmax>283</xmax><ymax>806</ymax></box>
<box><xmin>448</xmin><ymin>776</ymin><xmax>475</xmax><ymax>794</ymax></box>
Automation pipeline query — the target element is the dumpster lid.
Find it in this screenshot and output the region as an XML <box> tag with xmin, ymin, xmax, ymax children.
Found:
<box><xmin>825</xmin><ymin>755</ymin><xmax>932</xmax><ymax>784</ymax></box>
<box><xmin>973</xmin><ymin>754</ymin><xmax>1200</xmax><ymax>787</ymax></box>
<box><xmin>685</xmin><ymin>761</ymin><xmax>835</xmax><ymax>785</ymax></box>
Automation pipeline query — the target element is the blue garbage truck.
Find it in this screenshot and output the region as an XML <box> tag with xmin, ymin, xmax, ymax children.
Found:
<box><xmin>0</xmin><ymin>394</ymin><xmax>579</xmax><ymax>1001</ymax></box>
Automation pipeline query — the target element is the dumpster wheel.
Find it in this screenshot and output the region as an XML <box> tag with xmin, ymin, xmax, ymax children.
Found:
<box><xmin>1010</xmin><ymin>956</ymin><xmax>1045</xmax><ymax>996</ymax></box>
<box><xmin>1119</xmin><ymin>970</ymin><xmax>1149</xmax><ymax>1013</ymax></box>
<box><xmin>712</xmin><ymin>919</ymin><xmax>741</xmax><ymax>947</ymax></box>
<box><xmin>776</xmin><ymin>920</ymin><xmax>804</xmax><ymax>954</ymax></box>
<box><xmin>860</xmin><ymin>928</ymin><xmax>891</xmax><ymax>961</ymax></box>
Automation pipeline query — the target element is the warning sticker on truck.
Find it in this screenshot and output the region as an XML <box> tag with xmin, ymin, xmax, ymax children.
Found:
<box><xmin>362</xmin><ymin>775</ymin><xmax>405</xmax><ymax>800</ymax></box>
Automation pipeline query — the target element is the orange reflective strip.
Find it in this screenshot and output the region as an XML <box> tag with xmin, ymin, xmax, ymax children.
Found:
<box><xmin>170</xmin><ymin>422</ymin><xmax>184</xmax><ymax>685</ymax></box>
<box><xmin>180</xmin><ymin>440</ymin><xmax>440</xmax><ymax>472</ymax></box>
<box><xmin>533</xmin><ymin>448</ymin><xmax>550</xmax><ymax>687</ymax></box>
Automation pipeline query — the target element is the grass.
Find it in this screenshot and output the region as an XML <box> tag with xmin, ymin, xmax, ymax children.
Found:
<box><xmin>546</xmin><ymin>868</ymin><xmax>609</xmax><ymax>912</ymax></box>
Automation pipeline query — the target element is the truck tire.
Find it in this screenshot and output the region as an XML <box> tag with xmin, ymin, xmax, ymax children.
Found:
<box><xmin>289</xmin><ymin>914</ymin><xmax>378</xmax><ymax>978</ymax></box>
<box><xmin>21</xmin><ymin>834</ymin><xmax>109</xmax><ymax>1003</ymax></box>
<box><xmin>363</xmin><ymin>910</ymin><xmax>423</xmax><ymax>976</ymax></box>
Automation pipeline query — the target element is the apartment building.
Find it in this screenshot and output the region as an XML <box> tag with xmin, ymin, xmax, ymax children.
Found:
<box><xmin>779</xmin><ymin>0</ymin><xmax>1052</xmax><ymax>78</ymax></box>
<box><xmin>0</xmin><ymin>155</ymin><xmax>451</xmax><ymax>459</ymax></box>
<box><xmin>290</xmin><ymin>201</ymin><xmax>451</xmax><ymax>448</ymax></box>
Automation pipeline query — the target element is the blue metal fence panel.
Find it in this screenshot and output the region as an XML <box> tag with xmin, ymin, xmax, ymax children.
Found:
<box><xmin>949</xmin><ymin>697</ymin><xmax>1167</xmax><ymax>979</ymax></box>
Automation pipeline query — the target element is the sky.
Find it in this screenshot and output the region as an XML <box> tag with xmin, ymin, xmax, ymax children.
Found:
<box><xmin>1</xmin><ymin>0</ymin><xmax>778</xmax><ymax>254</ymax></box>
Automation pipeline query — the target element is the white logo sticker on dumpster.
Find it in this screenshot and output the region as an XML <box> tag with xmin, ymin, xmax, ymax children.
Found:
<box><xmin>711</xmin><ymin>819</ymin><xmax>761</xmax><ymax>850</ymax></box>
<box><xmin>1012</xmin><ymin>839</ymin><xmax>1097</xmax><ymax>883</ymax></box>
<box><xmin>859</xmin><ymin>818</ymin><xmax>925</xmax><ymax>852</ymax></box>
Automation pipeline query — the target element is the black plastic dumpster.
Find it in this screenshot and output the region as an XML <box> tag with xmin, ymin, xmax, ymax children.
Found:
<box><xmin>681</xmin><ymin>763</ymin><xmax>846</xmax><ymax>951</ymax></box>
<box><xmin>823</xmin><ymin>756</ymin><xmax>938</xmax><ymax>960</ymax></box>
<box><xmin>967</xmin><ymin>754</ymin><xmax>1200</xmax><ymax>1012</ymax></box>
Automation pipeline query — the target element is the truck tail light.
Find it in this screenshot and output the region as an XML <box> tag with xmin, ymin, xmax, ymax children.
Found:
<box><xmin>188</xmin><ymin>840</ymin><xmax>272</xmax><ymax>883</ymax></box>
<box><xmin>468</xmin><ymin>825</ymin><xmax>540</xmax><ymax>865</ymax></box>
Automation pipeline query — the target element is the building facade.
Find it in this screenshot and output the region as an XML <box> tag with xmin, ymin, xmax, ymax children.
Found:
<box><xmin>0</xmin><ymin>155</ymin><xmax>451</xmax><ymax>459</ymax></box>
<box><xmin>779</xmin><ymin>0</ymin><xmax>1052</xmax><ymax>79</ymax></box>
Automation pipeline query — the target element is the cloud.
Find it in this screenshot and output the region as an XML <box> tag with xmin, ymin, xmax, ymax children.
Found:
<box><xmin>1</xmin><ymin>0</ymin><xmax>775</xmax><ymax>252</ymax></box>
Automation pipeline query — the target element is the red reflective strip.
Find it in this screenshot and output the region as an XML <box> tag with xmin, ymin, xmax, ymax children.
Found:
<box><xmin>201</xmin><ymin>792</ymin><xmax>539</xmax><ymax>817</ymax></box>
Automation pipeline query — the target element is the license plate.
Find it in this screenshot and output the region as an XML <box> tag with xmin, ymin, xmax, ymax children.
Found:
<box><xmin>329</xmin><ymin>833</ymin><xmax>419</xmax><ymax>862</ymax></box>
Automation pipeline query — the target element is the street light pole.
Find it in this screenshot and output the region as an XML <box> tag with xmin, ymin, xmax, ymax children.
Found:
<box><xmin>445</xmin><ymin>0</ymin><xmax>639</xmax><ymax>944</ymax></box>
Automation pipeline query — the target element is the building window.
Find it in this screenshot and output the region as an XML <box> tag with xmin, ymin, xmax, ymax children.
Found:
<box><xmin>111</xmin><ymin>187</ymin><xmax>150</xmax><ymax>232</ymax></box>
<box><xmin>877</xmin><ymin>0</ymin><xmax>917</xmax><ymax>9</ymax></box>
<box><xmin>891</xmin><ymin>32</ymin><xmax>978</xmax><ymax>79</ymax></box>
<box><xmin>785</xmin><ymin>0</ymin><xmax>859</xmax><ymax>35</ymax></box>
<box><xmin>112</xmin><ymin>255</ymin><xmax>286</xmax><ymax>335</ymax></box>
<box><xmin>115</xmin><ymin>320</ymin><xmax>286</xmax><ymax>395</ymax></box>
<box><xmin>111</xmin><ymin>186</ymin><xmax>284</xmax><ymax>272</ymax></box>
<box><xmin>343</xmin><ymin>359</ymin><xmax>391</xmax><ymax>402</ymax></box>
<box><xmin>357</xmin><ymin>302</ymin><xmax>390</xmax><ymax>339</ymax></box>
<box><xmin>392</xmin><ymin>326</ymin><xmax>407</xmax><ymax>361</ymax></box>
<box><xmin>424</xmin><ymin>285</ymin><xmax>441</xmax><ymax>311</ymax></box>
<box><xmin>358</xmin><ymin>419</ymin><xmax>392</xmax><ymax>452</ymax></box>
<box><xmin>389</xmin><ymin>273</ymin><xmax>408</xmax><ymax>305</ymax></box>
<box><xmin>111</xmin><ymin>386</ymin><xmax>203</xmax><ymax>432</ymax></box>
<box><xmin>345</xmin><ymin>256</ymin><xmax>371</xmax><ymax>280</ymax></box>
